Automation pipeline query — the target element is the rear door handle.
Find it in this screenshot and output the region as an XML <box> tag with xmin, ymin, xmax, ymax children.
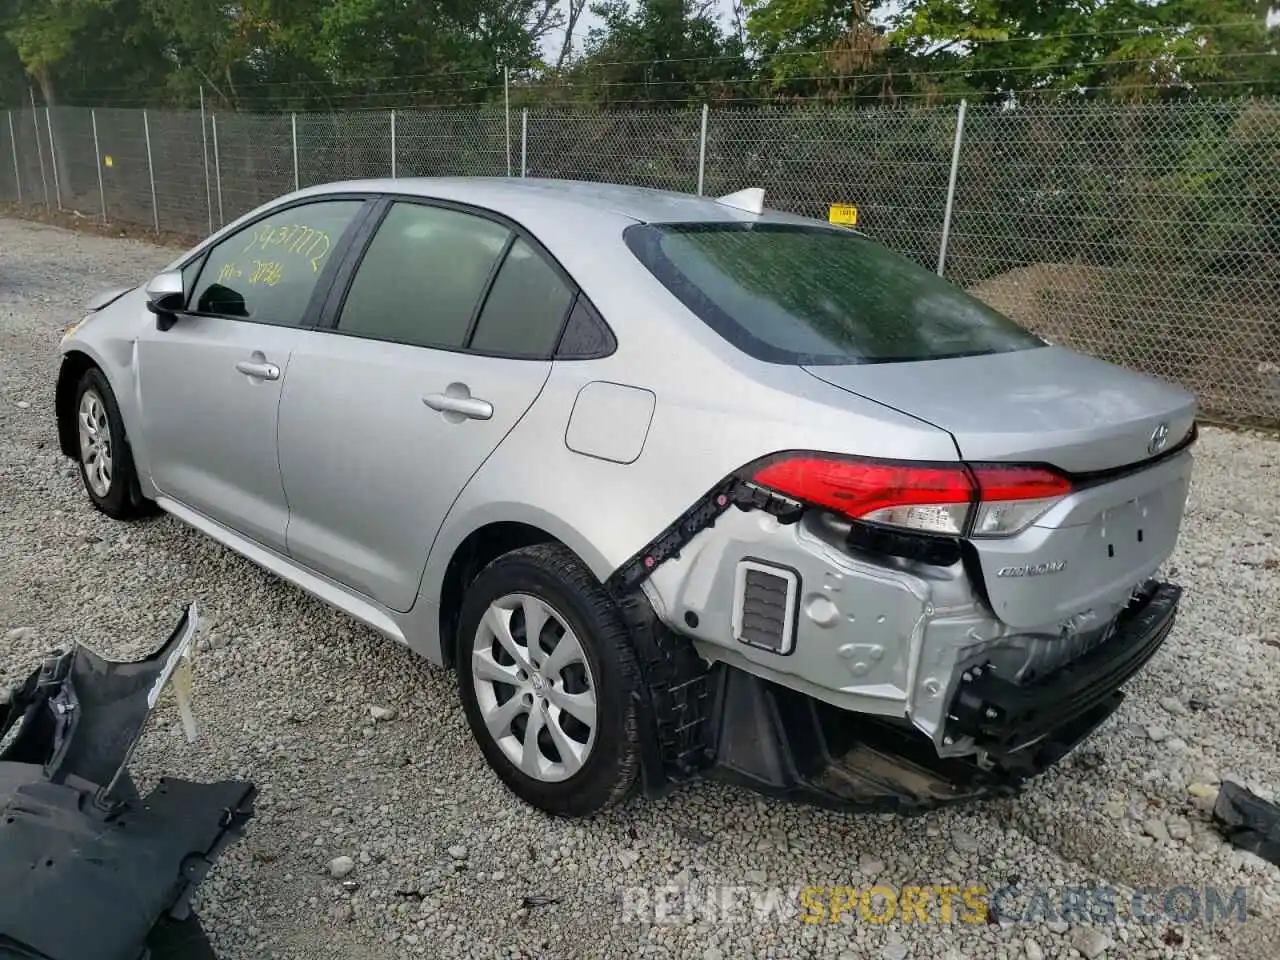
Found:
<box><xmin>423</xmin><ymin>393</ymin><xmax>493</xmax><ymax>421</ymax></box>
<box><xmin>235</xmin><ymin>360</ymin><xmax>280</xmax><ymax>381</ymax></box>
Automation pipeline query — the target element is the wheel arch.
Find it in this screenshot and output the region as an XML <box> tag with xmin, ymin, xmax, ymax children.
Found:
<box><xmin>55</xmin><ymin>350</ymin><xmax>101</xmax><ymax>459</ymax></box>
<box><xmin>433</xmin><ymin>514</ymin><xmax>613</xmax><ymax>669</ymax></box>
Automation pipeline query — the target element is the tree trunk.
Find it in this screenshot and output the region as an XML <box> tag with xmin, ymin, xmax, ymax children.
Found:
<box><xmin>34</xmin><ymin>68</ymin><xmax>74</xmax><ymax>209</ymax></box>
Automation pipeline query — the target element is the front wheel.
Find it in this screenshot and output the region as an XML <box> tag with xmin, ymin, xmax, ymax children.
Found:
<box><xmin>73</xmin><ymin>367</ymin><xmax>153</xmax><ymax>520</ymax></box>
<box><xmin>455</xmin><ymin>544</ymin><xmax>643</xmax><ymax>818</ymax></box>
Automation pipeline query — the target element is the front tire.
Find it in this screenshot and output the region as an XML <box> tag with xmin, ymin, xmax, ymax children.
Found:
<box><xmin>456</xmin><ymin>544</ymin><xmax>643</xmax><ymax>818</ymax></box>
<box><xmin>73</xmin><ymin>367</ymin><xmax>152</xmax><ymax>520</ymax></box>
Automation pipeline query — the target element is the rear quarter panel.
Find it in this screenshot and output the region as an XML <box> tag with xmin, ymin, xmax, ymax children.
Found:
<box><xmin>417</xmin><ymin>226</ymin><xmax>961</xmax><ymax>605</ymax></box>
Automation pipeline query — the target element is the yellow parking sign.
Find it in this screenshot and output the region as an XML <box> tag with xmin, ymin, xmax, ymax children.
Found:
<box><xmin>828</xmin><ymin>203</ymin><xmax>858</xmax><ymax>226</ymax></box>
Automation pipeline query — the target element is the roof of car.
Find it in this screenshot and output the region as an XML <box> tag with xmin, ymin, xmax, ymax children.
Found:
<box><xmin>305</xmin><ymin>176</ymin><xmax>819</xmax><ymax>229</ymax></box>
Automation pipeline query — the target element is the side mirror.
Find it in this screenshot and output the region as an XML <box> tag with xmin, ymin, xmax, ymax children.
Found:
<box><xmin>145</xmin><ymin>270</ymin><xmax>185</xmax><ymax>330</ymax></box>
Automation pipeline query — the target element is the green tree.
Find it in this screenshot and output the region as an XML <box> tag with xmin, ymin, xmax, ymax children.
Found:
<box><xmin>564</xmin><ymin>0</ymin><xmax>748</xmax><ymax>105</ymax></box>
<box><xmin>743</xmin><ymin>0</ymin><xmax>896</xmax><ymax>96</ymax></box>
<box><xmin>886</xmin><ymin>0</ymin><xmax>1278</xmax><ymax>101</ymax></box>
<box><xmin>313</xmin><ymin>0</ymin><xmax>562</xmax><ymax>108</ymax></box>
<box><xmin>140</xmin><ymin>0</ymin><xmax>326</xmax><ymax>109</ymax></box>
<box><xmin>2</xmin><ymin>0</ymin><xmax>112</xmax><ymax>103</ymax></box>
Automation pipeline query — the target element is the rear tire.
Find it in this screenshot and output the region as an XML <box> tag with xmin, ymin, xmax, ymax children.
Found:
<box><xmin>72</xmin><ymin>367</ymin><xmax>154</xmax><ymax>521</ymax></box>
<box><xmin>455</xmin><ymin>543</ymin><xmax>643</xmax><ymax>818</ymax></box>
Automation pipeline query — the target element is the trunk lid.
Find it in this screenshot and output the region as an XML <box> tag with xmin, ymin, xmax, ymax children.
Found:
<box><xmin>804</xmin><ymin>347</ymin><xmax>1198</xmax><ymax>629</ymax></box>
<box><xmin>803</xmin><ymin>346</ymin><xmax>1196</xmax><ymax>474</ymax></box>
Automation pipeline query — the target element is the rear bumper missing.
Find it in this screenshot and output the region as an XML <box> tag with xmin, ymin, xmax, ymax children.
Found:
<box><xmin>944</xmin><ymin>579</ymin><xmax>1181</xmax><ymax>758</ymax></box>
<box><xmin>694</xmin><ymin>580</ymin><xmax>1182</xmax><ymax>813</ymax></box>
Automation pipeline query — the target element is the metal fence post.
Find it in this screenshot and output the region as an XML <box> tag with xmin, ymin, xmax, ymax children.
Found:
<box><xmin>211</xmin><ymin>114</ymin><xmax>224</xmax><ymax>228</ymax></box>
<box><xmin>143</xmin><ymin>110</ymin><xmax>159</xmax><ymax>232</ymax></box>
<box><xmin>937</xmin><ymin>98</ymin><xmax>967</xmax><ymax>277</ymax></box>
<box><xmin>520</xmin><ymin>109</ymin><xmax>527</xmax><ymax>177</ymax></box>
<box><xmin>29</xmin><ymin>90</ymin><xmax>48</xmax><ymax>207</ymax></box>
<box><xmin>7</xmin><ymin>111</ymin><xmax>21</xmax><ymax>203</ymax></box>
<box><xmin>697</xmin><ymin>103</ymin><xmax>709</xmax><ymax>196</ymax></box>
<box><xmin>200</xmin><ymin>87</ymin><xmax>213</xmax><ymax>233</ymax></box>
<box><xmin>504</xmin><ymin>65</ymin><xmax>511</xmax><ymax>177</ymax></box>
<box><xmin>91</xmin><ymin>109</ymin><xmax>106</xmax><ymax>223</ymax></box>
<box><xmin>291</xmin><ymin>112</ymin><xmax>299</xmax><ymax>191</ymax></box>
<box><xmin>390</xmin><ymin>109</ymin><xmax>397</xmax><ymax>178</ymax></box>
<box><xmin>45</xmin><ymin>107</ymin><xmax>62</xmax><ymax>210</ymax></box>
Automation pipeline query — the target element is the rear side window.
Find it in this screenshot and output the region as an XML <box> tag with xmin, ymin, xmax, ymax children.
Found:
<box><xmin>623</xmin><ymin>223</ymin><xmax>1045</xmax><ymax>365</ymax></box>
<box><xmin>190</xmin><ymin>200</ymin><xmax>362</xmax><ymax>324</ymax></box>
<box><xmin>469</xmin><ymin>238</ymin><xmax>574</xmax><ymax>358</ymax></box>
<box><xmin>556</xmin><ymin>297</ymin><xmax>616</xmax><ymax>359</ymax></box>
<box><xmin>338</xmin><ymin>202</ymin><xmax>511</xmax><ymax>349</ymax></box>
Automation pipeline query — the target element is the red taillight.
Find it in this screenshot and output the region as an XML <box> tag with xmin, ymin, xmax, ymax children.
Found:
<box><xmin>749</xmin><ymin>454</ymin><xmax>1071</xmax><ymax>538</ymax></box>
<box><xmin>971</xmin><ymin>465</ymin><xmax>1072</xmax><ymax>501</ymax></box>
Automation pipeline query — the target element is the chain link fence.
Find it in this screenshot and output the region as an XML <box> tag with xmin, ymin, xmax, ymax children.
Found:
<box><xmin>1</xmin><ymin>99</ymin><xmax>1277</xmax><ymax>427</ymax></box>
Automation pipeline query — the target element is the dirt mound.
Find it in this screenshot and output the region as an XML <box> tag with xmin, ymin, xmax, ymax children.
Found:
<box><xmin>967</xmin><ymin>262</ymin><xmax>1280</xmax><ymax>427</ymax></box>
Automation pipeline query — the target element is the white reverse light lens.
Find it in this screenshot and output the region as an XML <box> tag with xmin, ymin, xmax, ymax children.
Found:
<box><xmin>861</xmin><ymin>502</ymin><xmax>971</xmax><ymax>535</ymax></box>
<box><xmin>971</xmin><ymin>497</ymin><xmax>1061</xmax><ymax>537</ymax></box>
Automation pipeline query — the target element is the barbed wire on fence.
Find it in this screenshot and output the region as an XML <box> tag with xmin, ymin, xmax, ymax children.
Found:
<box><xmin>0</xmin><ymin>98</ymin><xmax>1276</xmax><ymax>429</ymax></box>
<box><xmin>38</xmin><ymin>17</ymin><xmax>1277</xmax><ymax>109</ymax></box>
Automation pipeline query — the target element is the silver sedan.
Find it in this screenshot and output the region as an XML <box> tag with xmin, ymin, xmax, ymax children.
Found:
<box><xmin>55</xmin><ymin>178</ymin><xmax>1198</xmax><ymax>817</ymax></box>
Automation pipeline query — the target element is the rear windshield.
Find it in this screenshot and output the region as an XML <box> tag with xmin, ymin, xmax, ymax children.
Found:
<box><xmin>623</xmin><ymin>222</ymin><xmax>1045</xmax><ymax>365</ymax></box>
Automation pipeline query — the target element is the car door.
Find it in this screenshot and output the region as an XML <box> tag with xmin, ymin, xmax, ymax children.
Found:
<box><xmin>276</xmin><ymin>199</ymin><xmax>578</xmax><ymax>612</ymax></box>
<box><xmin>135</xmin><ymin>198</ymin><xmax>368</xmax><ymax>552</ymax></box>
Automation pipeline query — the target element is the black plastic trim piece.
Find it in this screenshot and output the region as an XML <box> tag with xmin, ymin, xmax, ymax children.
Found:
<box><xmin>1061</xmin><ymin>421</ymin><xmax>1199</xmax><ymax>488</ymax></box>
<box><xmin>460</xmin><ymin>231</ymin><xmax>519</xmax><ymax>348</ymax></box>
<box><xmin>606</xmin><ymin>476</ymin><xmax>746</xmax><ymax>597</ymax></box>
<box><xmin>846</xmin><ymin>520</ymin><xmax>963</xmax><ymax>567</ymax></box>
<box><xmin>315</xmin><ymin>196</ymin><xmax>393</xmax><ymax>330</ymax></box>
<box><xmin>616</xmin><ymin>591</ymin><xmax>714</xmax><ymax>794</ymax></box>
<box><xmin>703</xmin><ymin>668</ymin><xmax>1026</xmax><ymax>815</ymax></box>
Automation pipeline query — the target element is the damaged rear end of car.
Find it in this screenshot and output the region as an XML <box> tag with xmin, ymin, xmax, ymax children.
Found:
<box><xmin>612</xmin><ymin>214</ymin><xmax>1197</xmax><ymax>812</ymax></box>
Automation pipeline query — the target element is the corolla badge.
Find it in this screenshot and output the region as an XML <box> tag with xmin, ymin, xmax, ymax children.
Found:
<box><xmin>997</xmin><ymin>561</ymin><xmax>1067</xmax><ymax>578</ymax></box>
<box><xmin>1148</xmin><ymin>422</ymin><xmax>1170</xmax><ymax>455</ymax></box>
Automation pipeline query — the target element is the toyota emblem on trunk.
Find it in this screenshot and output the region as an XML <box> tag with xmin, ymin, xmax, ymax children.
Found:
<box><xmin>1148</xmin><ymin>422</ymin><xmax>1170</xmax><ymax>455</ymax></box>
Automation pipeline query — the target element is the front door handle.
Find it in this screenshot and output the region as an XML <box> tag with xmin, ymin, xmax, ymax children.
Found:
<box><xmin>423</xmin><ymin>393</ymin><xmax>493</xmax><ymax>421</ymax></box>
<box><xmin>235</xmin><ymin>359</ymin><xmax>280</xmax><ymax>381</ymax></box>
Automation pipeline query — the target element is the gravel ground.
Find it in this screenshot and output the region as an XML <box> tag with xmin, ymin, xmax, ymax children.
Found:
<box><xmin>3</xmin><ymin>215</ymin><xmax>1280</xmax><ymax>960</ymax></box>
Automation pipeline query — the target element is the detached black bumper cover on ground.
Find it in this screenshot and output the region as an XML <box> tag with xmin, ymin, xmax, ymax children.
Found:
<box><xmin>0</xmin><ymin>604</ymin><xmax>255</xmax><ymax>960</ymax></box>
<box><xmin>1213</xmin><ymin>780</ymin><xmax>1280</xmax><ymax>867</ymax></box>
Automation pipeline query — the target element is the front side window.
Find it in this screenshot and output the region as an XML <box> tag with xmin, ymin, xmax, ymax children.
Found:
<box><xmin>190</xmin><ymin>200</ymin><xmax>362</xmax><ymax>324</ymax></box>
<box><xmin>338</xmin><ymin>202</ymin><xmax>511</xmax><ymax>349</ymax></box>
<box><xmin>624</xmin><ymin>222</ymin><xmax>1045</xmax><ymax>365</ymax></box>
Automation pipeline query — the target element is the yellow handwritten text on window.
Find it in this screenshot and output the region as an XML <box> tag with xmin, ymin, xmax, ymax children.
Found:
<box><xmin>249</xmin><ymin>261</ymin><xmax>285</xmax><ymax>286</ymax></box>
<box><xmin>242</xmin><ymin>223</ymin><xmax>334</xmax><ymax>273</ymax></box>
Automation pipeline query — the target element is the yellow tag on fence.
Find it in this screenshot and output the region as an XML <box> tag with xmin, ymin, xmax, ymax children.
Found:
<box><xmin>103</xmin><ymin>155</ymin><xmax>113</xmax><ymax>168</ymax></box>
<box><xmin>828</xmin><ymin>203</ymin><xmax>858</xmax><ymax>226</ymax></box>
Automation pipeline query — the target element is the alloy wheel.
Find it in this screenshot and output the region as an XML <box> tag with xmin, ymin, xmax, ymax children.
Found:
<box><xmin>470</xmin><ymin>592</ymin><xmax>598</xmax><ymax>783</ymax></box>
<box><xmin>77</xmin><ymin>389</ymin><xmax>113</xmax><ymax>498</ymax></box>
